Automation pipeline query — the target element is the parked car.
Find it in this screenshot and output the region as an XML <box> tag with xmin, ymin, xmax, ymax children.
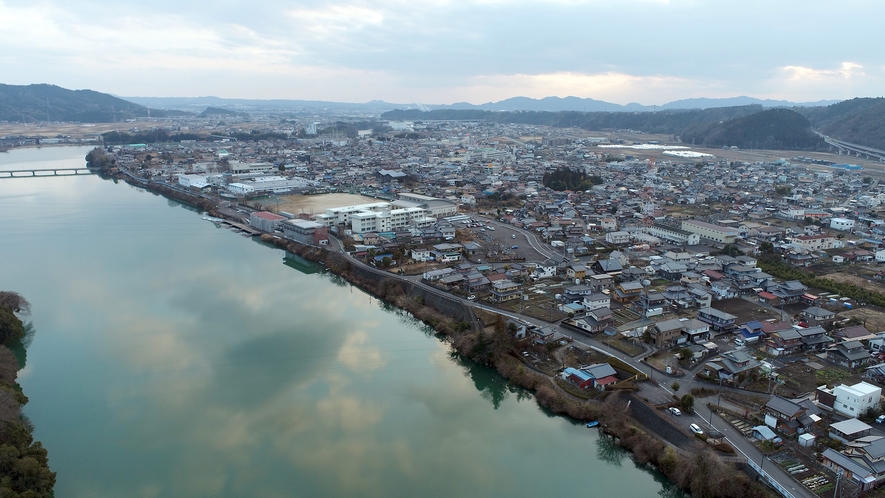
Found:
<box><xmin>876</xmin><ymin>415</ymin><xmax>885</xmax><ymax>424</ymax></box>
<box><xmin>511</xmin><ymin>245</ymin><xmax>518</xmax><ymax>249</ymax></box>
<box><xmin>467</xmin><ymin>295</ymin><xmax>476</xmax><ymax>301</ymax></box>
<box><xmin>512</xmin><ymin>234</ymin><xmax>517</xmax><ymax>239</ymax></box>
<box><xmin>690</xmin><ymin>424</ymin><xmax>704</xmax><ymax>435</ymax></box>
<box><xmin>668</xmin><ymin>407</ymin><xmax>681</xmax><ymax>416</ymax></box>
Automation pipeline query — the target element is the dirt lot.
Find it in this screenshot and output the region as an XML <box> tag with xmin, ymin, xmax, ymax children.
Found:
<box><xmin>823</xmin><ymin>271</ymin><xmax>885</xmax><ymax>294</ymax></box>
<box><xmin>713</xmin><ymin>298</ymin><xmax>782</xmax><ymax>324</ymax></box>
<box><xmin>772</xmin><ymin>360</ymin><xmax>863</xmax><ymax>397</ymax></box>
<box><xmin>838</xmin><ymin>306</ymin><xmax>885</xmax><ymax>331</ymax></box>
<box><xmin>253</xmin><ymin>193</ymin><xmax>380</xmax><ymax>217</ymax></box>
<box><xmin>0</xmin><ymin>122</ymin><xmax>120</xmax><ymax>138</ymax></box>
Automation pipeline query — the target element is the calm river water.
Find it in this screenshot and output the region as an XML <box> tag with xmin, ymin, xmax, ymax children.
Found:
<box><xmin>0</xmin><ymin>146</ymin><xmax>681</xmax><ymax>497</ymax></box>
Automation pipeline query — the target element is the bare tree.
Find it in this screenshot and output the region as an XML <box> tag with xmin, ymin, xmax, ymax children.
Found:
<box><xmin>0</xmin><ymin>292</ymin><xmax>30</xmax><ymax>315</ymax></box>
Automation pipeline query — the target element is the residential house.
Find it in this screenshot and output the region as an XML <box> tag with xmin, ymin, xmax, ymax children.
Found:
<box><xmin>587</xmin><ymin>273</ymin><xmax>614</xmax><ymax>291</ymax></box>
<box><xmin>771</xmin><ymin>280</ymin><xmax>808</xmax><ymax>304</ymax></box>
<box><xmin>572</xmin><ymin>308</ymin><xmax>613</xmax><ymax>334</ymax></box>
<box><xmin>562</xmin><ymin>285</ymin><xmax>594</xmax><ymax>304</ymax></box>
<box><xmin>766</xmin><ymin>328</ymin><xmax>803</xmax><ymax>356</ymax></box>
<box><xmin>697</xmin><ymin>306</ymin><xmax>737</xmax><ymax>334</ymax></box>
<box><xmin>829</xmin><ymin>418</ymin><xmax>874</xmax><ymax>444</ymax></box>
<box><xmin>652</xmin><ymin>318</ymin><xmax>685</xmax><ymax>348</ymax></box>
<box><xmin>613</xmin><ymin>281</ymin><xmax>644</xmax><ymax>304</ymax></box>
<box><xmin>561</xmin><ymin>367</ymin><xmax>594</xmax><ymax>389</ymax></box>
<box><xmin>798</xmin><ymin>326</ymin><xmax>833</xmax><ymax>352</ymax></box>
<box><xmin>708</xmin><ymin>349</ymin><xmax>760</xmax><ymax>381</ymax></box>
<box><xmin>567</xmin><ymin>264</ymin><xmax>588</xmax><ymax>280</ymax></box>
<box><xmin>764</xmin><ymin>396</ymin><xmax>806</xmax><ymax>434</ymax></box>
<box><xmin>411</xmin><ymin>248</ymin><xmax>432</xmax><ymax>262</ymax></box>
<box><xmin>828</xmin><ymin>340</ymin><xmax>872</xmax><ymax>369</ymax></box>
<box><xmin>835</xmin><ymin>325</ymin><xmax>878</xmax><ymax>344</ymax></box>
<box><xmin>738</xmin><ymin>320</ymin><xmax>765</xmax><ymax>343</ymax></box>
<box><xmin>533</xmin><ymin>259</ymin><xmax>559</xmax><ymax>279</ymax></box>
<box><xmin>583</xmin><ymin>363</ymin><xmax>619</xmax><ymax>389</ymax></box>
<box><xmin>592</xmin><ymin>259</ymin><xmax>623</xmax><ymax>274</ymax></box>
<box><xmin>682</xmin><ymin>318</ymin><xmax>711</xmax><ymax>344</ymax></box>
<box><xmin>822</xmin><ymin>440</ymin><xmax>885</xmax><ymax>491</ymax></box>
<box><xmin>793</xmin><ymin>234</ymin><xmax>837</xmax><ymax>251</ymax></box>
<box><xmin>801</xmin><ymin>306</ymin><xmax>836</xmax><ymax>327</ymax></box>
<box><xmin>490</xmin><ymin>280</ymin><xmax>522</xmax><ymax>303</ymax></box>
<box><xmin>582</xmin><ymin>292</ymin><xmax>611</xmax><ymax>312</ymax></box>
<box><xmin>817</xmin><ymin>382</ymin><xmax>883</xmax><ymax>417</ymax></box>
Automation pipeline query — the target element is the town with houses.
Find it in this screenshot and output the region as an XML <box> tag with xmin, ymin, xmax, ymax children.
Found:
<box><xmin>37</xmin><ymin>111</ymin><xmax>885</xmax><ymax>496</ymax></box>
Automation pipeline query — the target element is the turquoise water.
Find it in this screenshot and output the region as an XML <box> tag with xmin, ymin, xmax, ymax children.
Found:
<box><xmin>0</xmin><ymin>146</ymin><xmax>678</xmax><ymax>497</ymax></box>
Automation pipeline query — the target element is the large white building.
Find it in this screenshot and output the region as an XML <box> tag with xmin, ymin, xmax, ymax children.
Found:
<box><xmin>395</xmin><ymin>193</ymin><xmax>459</xmax><ymax>218</ymax></box>
<box><xmin>681</xmin><ymin>220</ymin><xmax>739</xmax><ymax>244</ymax></box>
<box><xmin>351</xmin><ymin>207</ymin><xmax>434</xmax><ymax>233</ymax></box>
<box><xmin>229</xmin><ymin>162</ymin><xmax>275</xmax><ymax>175</ymax></box>
<box><xmin>649</xmin><ymin>224</ymin><xmax>700</xmax><ymax>246</ymax></box>
<box><xmin>226</xmin><ymin>176</ymin><xmax>315</xmax><ymax>195</ymax></box>
<box><xmin>315</xmin><ymin>202</ymin><xmax>436</xmax><ymax>234</ymax></box>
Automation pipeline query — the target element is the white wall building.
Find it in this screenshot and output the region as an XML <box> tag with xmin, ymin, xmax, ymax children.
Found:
<box><xmin>229</xmin><ymin>162</ymin><xmax>275</xmax><ymax>175</ymax></box>
<box><xmin>833</xmin><ymin>382</ymin><xmax>882</xmax><ymax>417</ymax></box>
<box><xmin>681</xmin><ymin>220</ymin><xmax>739</xmax><ymax>244</ymax></box>
<box><xmin>228</xmin><ymin>183</ymin><xmax>255</xmax><ymax>195</ymax></box>
<box><xmin>315</xmin><ymin>201</ymin><xmax>437</xmax><ymax>233</ymax></box>
<box><xmin>605</xmin><ymin>231</ymin><xmax>631</xmax><ymax>245</ymax></box>
<box><xmin>831</xmin><ymin>217</ymin><xmax>856</xmax><ymax>231</ymax></box>
<box><xmin>178</xmin><ymin>174</ymin><xmax>209</xmax><ymax>189</ymax></box>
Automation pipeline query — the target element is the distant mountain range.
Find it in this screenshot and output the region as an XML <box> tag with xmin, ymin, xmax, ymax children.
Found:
<box><xmin>1</xmin><ymin>83</ymin><xmax>882</xmax><ymax>151</ymax></box>
<box><xmin>0</xmin><ymin>84</ymin><xmax>187</xmax><ymax>123</ymax></box>
<box><xmin>430</xmin><ymin>95</ymin><xmax>839</xmax><ymax>112</ymax></box>
<box><xmin>122</xmin><ymin>94</ymin><xmax>838</xmax><ymax>114</ymax></box>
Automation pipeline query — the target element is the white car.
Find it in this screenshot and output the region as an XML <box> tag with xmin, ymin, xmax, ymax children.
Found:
<box><xmin>668</xmin><ymin>407</ymin><xmax>681</xmax><ymax>416</ymax></box>
<box><xmin>467</xmin><ymin>295</ymin><xmax>476</xmax><ymax>301</ymax></box>
<box><xmin>690</xmin><ymin>424</ymin><xmax>704</xmax><ymax>435</ymax></box>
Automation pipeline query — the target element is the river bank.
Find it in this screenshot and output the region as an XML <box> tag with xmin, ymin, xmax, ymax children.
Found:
<box><xmin>264</xmin><ymin>236</ymin><xmax>776</xmax><ymax>498</ymax></box>
<box><xmin>99</xmin><ymin>162</ymin><xmax>772</xmax><ymax>498</ymax></box>
<box><xmin>0</xmin><ymin>294</ymin><xmax>55</xmax><ymax>497</ymax></box>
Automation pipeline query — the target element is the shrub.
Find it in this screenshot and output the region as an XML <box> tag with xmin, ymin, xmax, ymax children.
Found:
<box><xmin>713</xmin><ymin>443</ymin><xmax>735</xmax><ymax>454</ymax></box>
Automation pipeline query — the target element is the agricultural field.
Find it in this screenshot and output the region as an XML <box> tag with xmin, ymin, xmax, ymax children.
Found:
<box><xmin>823</xmin><ymin>271</ymin><xmax>885</xmax><ymax>295</ymax></box>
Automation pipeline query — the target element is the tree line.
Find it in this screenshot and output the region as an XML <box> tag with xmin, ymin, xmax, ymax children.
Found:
<box><xmin>542</xmin><ymin>167</ymin><xmax>603</xmax><ymax>191</ymax></box>
<box><xmin>0</xmin><ymin>292</ymin><xmax>56</xmax><ymax>497</ymax></box>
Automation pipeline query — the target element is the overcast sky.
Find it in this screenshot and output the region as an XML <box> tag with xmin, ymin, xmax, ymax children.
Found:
<box><xmin>1</xmin><ymin>0</ymin><xmax>882</xmax><ymax>105</ymax></box>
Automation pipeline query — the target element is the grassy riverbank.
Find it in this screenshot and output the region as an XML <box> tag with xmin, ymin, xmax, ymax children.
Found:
<box><xmin>0</xmin><ymin>293</ymin><xmax>55</xmax><ymax>497</ymax></box>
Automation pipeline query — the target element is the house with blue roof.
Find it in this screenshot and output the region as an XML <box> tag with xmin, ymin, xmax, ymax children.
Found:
<box><xmin>739</xmin><ymin>320</ymin><xmax>765</xmax><ymax>343</ymax></box>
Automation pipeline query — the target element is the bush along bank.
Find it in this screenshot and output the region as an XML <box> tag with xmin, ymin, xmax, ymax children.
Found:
<box><xmin>0</xmin><ymin>292</ymin><xmax>56</xmax><ymax>497</ymax></box>
<box><xmin>261</xmin><ymin>237</ymin><xmax>773</xmax><ymax>498</ymax></box>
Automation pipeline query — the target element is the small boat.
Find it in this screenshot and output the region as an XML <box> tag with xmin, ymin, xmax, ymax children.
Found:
<box><xmin>586</xmin><ymin>421</ymin><xmax>599</xmax><ymax>428</ymax></box>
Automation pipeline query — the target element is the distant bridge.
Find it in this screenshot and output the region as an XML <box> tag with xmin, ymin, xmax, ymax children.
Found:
<box><xmin>816</xmin><ymin>132</ymin><xmax>885</xmax><ymax>162</ymax></box>
<box><xmin>0</xmin><ymin>168</ymin><xmax>97</xmax><ymax>179</ymax></box>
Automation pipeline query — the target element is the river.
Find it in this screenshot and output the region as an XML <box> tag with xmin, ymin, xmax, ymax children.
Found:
<box><xmin>0</xmin><ymin>146</ymin><xmax>681</xmax><ymax>497</ymax></box>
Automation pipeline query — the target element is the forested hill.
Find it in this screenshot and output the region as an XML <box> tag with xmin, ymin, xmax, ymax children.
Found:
<box><xmin>680</xmin><ymin>109</ymin><xmax>825</xmax><ymax>150</ymax></box>
<box><xmin>0</xmin><ymin>84</ymin><xmax>188</xmax><ymax>123</ymax></box>
<box><xmin>382</xmin><ymin>106</ymin><xmax>764</xmax><ymax>136</ymax></box>
<box><xmin>382</xmin><ymin>106</ymin><xmax>836</xmax><ymax>151</ymax></box>
<box><xmin>800</xmin><ymin>98</ymin><xmax>885</xmax><ymax>150</ymax></box>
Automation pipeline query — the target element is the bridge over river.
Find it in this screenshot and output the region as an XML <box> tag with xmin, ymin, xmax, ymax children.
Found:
<box><xmin>0</xmin><ymin>167</ymin><xmax>97</xmax><ymax>178</ymax></box>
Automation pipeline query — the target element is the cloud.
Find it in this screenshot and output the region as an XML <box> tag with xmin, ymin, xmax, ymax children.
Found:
<box><xmin>3</xmin><ymin>0</ymin><xmax>885</xmax><ymax>103</ymax></box>
<box><xmin>781</xmin><ymin>62</ymin><xmax>865</xmax><ymax>81</ymax></box>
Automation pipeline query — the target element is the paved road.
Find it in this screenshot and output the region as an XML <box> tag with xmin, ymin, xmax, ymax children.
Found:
<box><xmin>694</xmin><ymin>405</ymin><xmax>817</xmax><ymax>498</ymax></box>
